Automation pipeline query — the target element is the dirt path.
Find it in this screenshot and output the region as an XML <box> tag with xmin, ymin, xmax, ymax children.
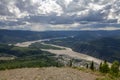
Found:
<box><xmin>0</xmin><ymin>67</ymin><xmax>98</xmax><ymax>80</ymax></box>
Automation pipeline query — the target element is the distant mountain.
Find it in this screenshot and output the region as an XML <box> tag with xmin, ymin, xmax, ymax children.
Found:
<box><xmin>0</xmin><ymin>29</ymin><xmax>77</xmax><ymax>43</ymax></box>
<box><xmin>1</xmin><ymin>29</ymin><xmax>120</xmax><ymax>43</ymax></box>
<box><xmin>46</xmin><ymin>37</ymin><xmax>120</xmax><ymax>62</ymax></box>
<box><xmin>43</xmin><ymin>30</ymin><xmax>120</xmax><ymax>62</ymax></box>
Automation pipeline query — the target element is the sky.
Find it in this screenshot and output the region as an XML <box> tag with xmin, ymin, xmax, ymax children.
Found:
<box><xmin>0</xmin><ymin>0</ymin><xmax>120</xmax><ymax>31</ymax></box>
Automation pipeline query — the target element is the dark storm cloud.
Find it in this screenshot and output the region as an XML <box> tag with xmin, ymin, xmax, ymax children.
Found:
<box><xmin>0</xmin><ymin>20</ymin><xmax>26</xmax><ymax>27</ymax></box>
<box><xmin>15</xmin><ymin>0</ymin><xmax>39</xmax><ymax>14</ymax></box>
<box><xmin>23</xmin><ymin>15</ymin><xmax>75</xmax><ymax>24</ymax></box>
<box><xmin>0</xmin><ymin>0</ymin><xmax>12</xmax><ymax>16</ymax></box>
<box><xmin>0</xmin><ymin>0</ymin><xmax>116</xmax><ymax>24</ymax></box>
<box><xmin>85</xmin><ymin>23</ymin><xmax>120</xmax><ymax>28</ymax></box>
<box><xmin>0</xmin><ymin>0</ymin><xmax>120</xmax><ymax>31</ymax></box>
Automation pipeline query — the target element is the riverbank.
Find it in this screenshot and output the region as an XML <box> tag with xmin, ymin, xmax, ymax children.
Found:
<box><xmin>14</xmin><ymin>39</ymin><xmax>104</xmax><ymax>65</ymax></box>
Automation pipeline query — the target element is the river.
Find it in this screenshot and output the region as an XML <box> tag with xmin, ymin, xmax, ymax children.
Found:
<box><xmin>15</xmin><ymin>38</ymin><xmax>104</xmax><ymax>64</ymax></box>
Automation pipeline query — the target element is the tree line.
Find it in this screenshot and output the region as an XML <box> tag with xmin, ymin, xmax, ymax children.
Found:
<box><xmin>90</xmin><ymin>60</ymin><xmax>119</xmax><ymax>77</ymax></box>
<box><xmin>68</xmin><ymin>59</ymin><xmax>120</xmax><ymax>77</ymax></box>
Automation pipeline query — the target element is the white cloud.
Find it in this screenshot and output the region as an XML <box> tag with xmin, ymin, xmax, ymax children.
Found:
<box><xmin>38</xmin><ymin>0</ymin><xmax>63</xmax><ymax>16</ymax></box>
<box><xmin>88</xmin><ymin>3</ymin><xmax>105</xmax><ymax>10</ymax></box>
<box><xmin>64</xmin><ymin>0</ymin><xmax>73</xmax><ymax>7</ymax></box>
<box><xmin>0</xmin><ymin>0</ymin><xmax>120</xmax><ymax>31</ymax></box>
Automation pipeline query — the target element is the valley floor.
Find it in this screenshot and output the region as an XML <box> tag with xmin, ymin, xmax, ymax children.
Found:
<box><xmin>0</xmin><ymin>67</ymin><xmax>98</xmax><ymax>80</ymax></box>
<box><xmin>15</xmin><ymin>40</ymin><xmax>104</xmax><ymax>64</ymax></box>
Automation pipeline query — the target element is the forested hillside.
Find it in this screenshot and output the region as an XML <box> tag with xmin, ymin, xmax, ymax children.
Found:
<box><xmin>0</xmin><ymin>44</ymin><xmax>62</xmax><ymax>70</ymax></box>
<box><xmin>1</xmin><ymin>29</ymin><xmax>120</xmax><ymax>63</ymax></box>
<box><xmin>45</xmin><ymin>35</ymin><xmax>120</xmax><ymax>62</ymax></box>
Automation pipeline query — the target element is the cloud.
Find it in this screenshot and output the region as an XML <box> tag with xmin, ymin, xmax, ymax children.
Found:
<box><xmin>0</xmin><ymin>0</ymin><xmax>120</xmax><ymax>31</ymax></box>
<box><xmin>80</xmin><ymin>27</ymin><xmax>120</xmax><ymax>31</ymax></box>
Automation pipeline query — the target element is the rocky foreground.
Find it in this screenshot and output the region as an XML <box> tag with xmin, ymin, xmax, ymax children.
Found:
<box><xmin>0</xmin><ymin>67</ymin><xmax>99</xmax><ymax>80</ymax></box>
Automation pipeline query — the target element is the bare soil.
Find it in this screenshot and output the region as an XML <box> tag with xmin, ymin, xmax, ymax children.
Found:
<box><xmin>0</xmin><ymin>67</ymin><xmax>99</xmax><ymax>80</ymax></box>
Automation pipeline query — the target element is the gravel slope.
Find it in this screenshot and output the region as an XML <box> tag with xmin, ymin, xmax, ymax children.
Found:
<box><xmin>0</xmin><ymin>67</ymin><xmax>98</xmax><ymax>80</ymax></box>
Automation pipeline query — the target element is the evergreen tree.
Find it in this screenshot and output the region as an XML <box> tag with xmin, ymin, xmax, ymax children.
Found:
<box><xmin>86</xmin><ymin>63</ymin><xmax>89</xmax><ymax>69</ymax></box>
<box><xmin>100</xmin><ymin>60</ymin><xmax>110</xmax><ymax>73</ymax></box>
<box><xmin>69</xmin><ymin>59</ymin><xmax>73</xmax><ymax>67</ymax></box>
<box><xmin>90</xmin><ymin>61</ymin><xmax>94</xmax><ymax>71</ymax></box>
<box><xmin>110</xmin><ymin>60</ymin><xmax>119</xmax><ymax>76</ymax></box>
<box><xmin>99</xmin><ymin>62</ymin><xmax>103</xmax><ymax>72</ymax></box>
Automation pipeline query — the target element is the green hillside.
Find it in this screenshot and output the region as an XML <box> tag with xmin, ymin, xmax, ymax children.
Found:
<box><xmin>0</xmin><ymin>44</ymin><xmax>62</xmax><ymax>70</ymax></box>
